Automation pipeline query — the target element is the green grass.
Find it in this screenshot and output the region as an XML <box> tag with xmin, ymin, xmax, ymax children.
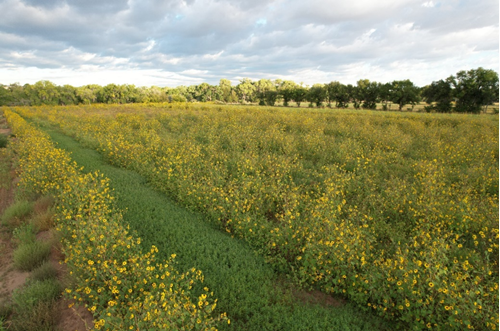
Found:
<box><xmin>1</xmin><ymin>201</ymin><xmax>33</xmax><ymax>229</ymax></box>
<box><xmin>13</xmin><ymin>241</ymin><xmax>52</xmax><ymax>272</ymax></box>
<box><xmin>41</xmin><ymin>124</ymin><xmax>394</xmax><ymax>330</ymax></box>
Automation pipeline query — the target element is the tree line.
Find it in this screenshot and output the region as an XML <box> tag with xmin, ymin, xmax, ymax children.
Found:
<box><xmin>1</xmin><ymin>67</ymin><xmax>498</xmax><ymax>113</ymax></box>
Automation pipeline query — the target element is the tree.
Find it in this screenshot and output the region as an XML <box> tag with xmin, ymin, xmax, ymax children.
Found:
<box><xmin>421</xmin><ymin>80</ymin><xmax>453</xmax><ymax>113</ymax></box>
<box><xmin>379</xmin><ymin>83</ymin><xmax>393</xmax><ymax>110</ymax></box>
<box><xmin>325</xmin><ymin>81</ymin><xmax>349</xmax><ymax>108</ymax></box>
<box><xmin>307</xmin><ymin>84</ymin><xmax>326</xmax><ymax>107</ymax></box>
<box><xmin>219</xmin><ymin>79</ymin><xmax>233</xmax><ymax>102</ymax></box>
<box><xmin>58</xmin><ymin>85</ymin><xmax>78</xmax><ymax>105</ymax></box>
<box><xmin>389</xmin><ymin>80</ymin><xmax>420</xmax><ymax>111</ymax></box>
<box><xmin>450</xmin><ymin>67</ymin><xmax>499</xmax><ymax>113</ymax></box>
<box><xmin>278</xmin><ymin>80</ymin><xmax>298</xmax><ymax>107</ymax></box>
<box><xmin>356</xmin><ymin>79</ymin><xmax>380</xmax><ymax>109</ymax></box>
<box><xmin>236</xmin><ymin>78</ymin><xmax>256</xmax><ymax>103</ymax></box>
<box><xmin>76</xmin><ymin>85</ymin><xmax>101</xmax><ymax>104</ymax></box>
<box><xmin>292</xmin><ymin>86</ymin><xmax>307</xmax><ymax>107</ymax></box>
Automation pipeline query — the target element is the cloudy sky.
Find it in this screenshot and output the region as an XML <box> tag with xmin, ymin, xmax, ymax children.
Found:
<box><xmin>0</xmin><ymin>0</ymin><xmax>498</xmax><ymax>87</ymax></box>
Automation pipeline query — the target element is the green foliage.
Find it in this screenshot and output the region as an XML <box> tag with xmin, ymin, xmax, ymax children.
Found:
<box><xmin>40</xmin><ymin>116</ymin><xmax>392</xmax><ymax>331</ymax></box>
<box><xmin>421</xmin><ymin>79</ymin><xmax>453</xmax><ymax>113</ymax></box>
<box><xmin>1</xmin><ymin>200</ymin><xmax>33</xmax><ymax>228</ymax></box>
<box><xmin>389</xmin><ymin>79</ymin><xmax>420</xmax><ymax>110</ymax></box>
<box><xmin>12</xmin><ymin>223</ymin><xmax>37</xmax><ymax>247</ymax></box>
<box><xmin>0</xmin><ymin>134</ymin><xmax>7</xmax><ymax>148</ymax></box>
<box><xmin>13</xmin><ymin>279</ymin><xmax>61</xmax><ymax>312</ymax></box>
<box><xmin>450</xmin><ymin>67</ymin><xmax>499</xmax><ymax>113</ymax></box>
<box><xmin>10</xmin><ymin>280</ymin><xmax>60</xmax><ymax>331</ymax></box>
<box><xmin>29</xmin><ymin>261</ymin><xmax>58</xmax><ymax>283</ymax></box>
<box><xmin>13</xmin><ymin>241</ymin><xmax>52</xmax><ymax>271</ymax></box>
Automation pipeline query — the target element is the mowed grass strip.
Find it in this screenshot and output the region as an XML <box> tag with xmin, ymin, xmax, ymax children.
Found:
<box><xmin>41</xmin><ymin>126</ymin><xmax>392</xmax><ymax>330</ymax></box>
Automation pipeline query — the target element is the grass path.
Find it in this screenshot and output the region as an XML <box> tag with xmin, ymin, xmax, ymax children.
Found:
<box><xmin>39</xmin><ymin>124</ymin><xmax>392</xmax><ymax>331</ymax></box>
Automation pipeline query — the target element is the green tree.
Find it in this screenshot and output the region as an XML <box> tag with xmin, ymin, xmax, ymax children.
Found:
<box><xmin>450</xmin><ymin>67</ymin><xmax>499</xmax><ymax>113</ymax></box>
<box><xmin>357</xmin><ymin>79</ymin><xmax>380</xmax><ymax>109</ymax></box>
<box><xmin>389</xmin><ymin>79</ymin><xmax>420</xmax><ymax>111</ymax></box>
<box><xmin>278</xmin><ymin>80</ymin><xmax>298</xmax><ymax>107</ymax></box>
<box><xmin>236</xmin><ymin>78</ymin><xmax>256</xmax><ymax>103</ymax></box>
<box><xmin>292</xmin><ymin>86</ymin><xmax>307</xmax><ymax>107</ymax></box>
<box><xmin>307</xmin><ymin>84</ymin><xmax>326</xmax><ymax>107</ymax></box>
<box><xmin>421</xmin><ymin>80</ymin><xmax>453</xmax><ymax>113</ymax></box>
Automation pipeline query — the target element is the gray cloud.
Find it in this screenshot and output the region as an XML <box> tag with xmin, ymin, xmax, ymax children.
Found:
<box><xmin>0</xmin><ymin>0</ymin><xmax>497</xmax><ymax>86</ymax></box>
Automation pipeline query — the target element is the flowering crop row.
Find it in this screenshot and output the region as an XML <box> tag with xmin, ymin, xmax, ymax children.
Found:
<box><xmin>12</xmin><ymin>104</ymin><xmax>499</xmax><ymax>330</ymax></box>
<box><xmin>3</xmin><ymin>108</ymin><xmax>227</xmax><ymax>330</ymax></box>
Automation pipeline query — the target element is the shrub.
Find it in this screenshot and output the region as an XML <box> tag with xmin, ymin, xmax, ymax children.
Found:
<box><xmin>29</xmin><ymin>261</ymin><xmax>58</xmax><ymax>282</ymax></box>
<box><xmin>12</xmin><ymin>223</ymin><xmax>37</xmax><ymax>247</ymax></box>
<box><xmin>13</xmin><ymin>241</ymin><xmax>51</xmax><ymax>272</ymax></box>
<box><xmin>1</xmin><ymin>200</ymin><xmax>33</xmax><ymax>228</ymax></box>
<box><xmin>13</xmin><ymin>279</ymin><xmax>61</xmax><ymax>311</ymax></box>
<box><xmin>0</xmin><ymin>134</ymin><xmax>7</xmax><ymax>148</ymax></box>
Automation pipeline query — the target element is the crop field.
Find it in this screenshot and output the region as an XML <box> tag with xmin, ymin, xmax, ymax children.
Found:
<box><xmin>4</xmin><ymin>103</ymin><xmax>499</xmax><ymax>330</ymax></box>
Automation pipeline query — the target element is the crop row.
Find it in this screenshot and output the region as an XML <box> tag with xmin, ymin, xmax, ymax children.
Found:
<box><xmin>12</xmin><ymin>103</ymin><xmax>499</xmax><ymax>330</ymax></box>
<box><xmin>3</xmin><ymin>108</ymin><xmax>227</xmax><ymax>330</ymax></box>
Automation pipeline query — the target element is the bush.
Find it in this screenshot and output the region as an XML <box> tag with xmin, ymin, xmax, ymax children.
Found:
<box><xmin>13</xmin><ymin>241</ymin><xmax>51</xmax><ymax>272</ymax></box>
<box><xmin>12</xmin><ymin>223</ymin><xmax>37</xmax><ymax>247</ymax></box>
<box><xmin>29</xmin><ymin>261</ymin><xmax>58</xmax><ymax>282</ymax></box>
<box><xmin>10</xmin><ymin>280</ymin><xmax>60</xmax><ymax>331</ymax></box>
<box><xmin>9</xmin><ymin>300</ymin><xmax>57</xmax><ymax>331</ymax></box>
<box><xmin>0</xmin><ymin>134</ymin><xmax>7</xmax><ymax>148</ymax></box>
<box><xmin>1</xmin><ymin>200</ymin><xmax>33</xmax><ymax>228</ymax></box>
<box><xmin>13</xmin><ymin>279</ymin><xmax>61</xmax><ymax>311</ymax></box>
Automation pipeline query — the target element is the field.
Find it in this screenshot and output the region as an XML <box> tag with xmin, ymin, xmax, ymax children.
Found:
<box><xmin>3</xmin><ymin>103</ymin><xmax>499</xmax><ymax>330</ymax></box>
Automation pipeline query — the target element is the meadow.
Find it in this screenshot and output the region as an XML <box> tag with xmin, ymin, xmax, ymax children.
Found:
<box><xmin>6</xmin><ymin>103</ymin><xmax>499</xmax><ymax>330</ymax></box>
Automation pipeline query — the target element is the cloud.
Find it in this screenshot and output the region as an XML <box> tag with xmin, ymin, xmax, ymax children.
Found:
<box><xmin>0</xmin><ymin>0</ymin><xmax>497</xmax><ymax>87</ymax></box>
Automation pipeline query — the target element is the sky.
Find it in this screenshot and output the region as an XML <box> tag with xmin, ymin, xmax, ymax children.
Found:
<box><xmin>0</xmin><ymin>0</ymin><xmax>498</xmax><ymax>87</ymax></box>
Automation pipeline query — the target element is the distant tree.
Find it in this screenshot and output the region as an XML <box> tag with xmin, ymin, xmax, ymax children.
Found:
<box><xmin>24</xmin><ymin>81</ymin><xmax>60</xmax><ymax>105</ymax></box>
<box><xmin>421</xmin><ymin>80</ymin><xmax>453</xmax><ymax>113</ymax></box>
<box><xmin>348</xmin><ymin>84</ymin><xmax>362</xmax><ymax>109</ymax></box>
<box><xmin>58</xmin><ymin>85</ymin><xmax>78</xmax><ymax>105</ymax></box>
<box><xmin>449</xmin><ymin>67</ymin><xmax>499</xmax><ymax>113</ymax></box>
<box><xmin>357</xmin><ymin>79</ymin><xmax>380</xmax><ymax>109</ymax></box>
<box><xmin>219</xmin><ymin>79</ymin><xmax>232</xmax><ymax>102</ymax></box>
<box><xmin>379</xmin><ymin>83</ymin><xmax>393</xmax><ymax>110</ymax></box>
<box><xmin>278</xmin><ymin>80</ymin><xmax>298</xmax><ymax>107</ymax></box>
<box><xmin>389</xmin><ymin>79</ymin><xmax>420</xmax><ymax>111</ymax></box>
<box><xmin>325</xmin><ymin>81</ymin><xmax>348</xmax><ymax>108</ymax></box>
<box><xmin>307</xmin><ymin>84</ymin><xmax>326</xmax><ymax>107</ymax></box>
<box><xmin>76</xmin><ymin>85</ymin><xmax>101</xmax><ymax>104</ymax></box>
<box><xmin>292</xmin><ymin>86</ymin><xmax>308</xmax><ymax>107</ymax></box>
<box><xmin>236</xmin><ymin>78</ymin><xmax>256</xmax><ymax>103</ymax></box>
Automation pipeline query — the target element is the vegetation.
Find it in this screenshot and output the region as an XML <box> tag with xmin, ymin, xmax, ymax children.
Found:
<box><xmin>4</xmin><ymin>109</ymin><xmax>228</xmax><ymax>330</ymax></box>
<box><xmin>1</xmin><ymin>201</ymin><xmax>33</xmax><ymax>229</ymax></box>
<box><xmin>41</xmin><ymin>123</ymin><xmax>391</xmax><ymax>330</ymax></box>
<box><xmin>1</xmin><ymin>67</ymin><xmax>497</xmax><ymax>113</ymax></box>
<box><xmin>9</xmin><ymin>103</ymin><xmax>498</xmax><ymax>330</ymax></box>
<box><xmin>13</xmin><ymin>241</ymin><xmax>52</xmax><ymax>271</ymax></box>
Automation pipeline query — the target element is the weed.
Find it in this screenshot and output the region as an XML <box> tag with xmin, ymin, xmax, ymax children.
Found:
<box><xmin>13</xmin><ymin>241</ymin><xmax>51</xmax><ymax>272</ymax></box>
<box><xmin>9</xmin><ymin>300</ymin><xmax>58</xmax><ymax>331</ymax></box>
<box><xmin>13</xmin><ymin>279</ymin><xmax>61</xmax><ymax>311</ymax></box>
<box><xmin>29</xmin><ymin>261</ymin><xmax>58</xmax><ymax>283</ymax></box>
<box><xmin>0</xmin><ymin>134</ymin><xmax>7</xmax><ymax>149</ymax></box>
<box><xmin>1</xmin><ymin>201</ymin><xmax>33</xmax><ymax>229</ymax></box>
<box><xmin>29</xmin><ymin>210</ymin><xmax>54</xmax><ymax>232</ymax></box>
<box><xmin>12</xmin><ymin>223</ymin><xmax>37</xmax><ymax>247</ymax></box>
<box><xmin>0</xmin><ymin>301</ymin><xmax>12</xmax><ymax>320</ymax></box>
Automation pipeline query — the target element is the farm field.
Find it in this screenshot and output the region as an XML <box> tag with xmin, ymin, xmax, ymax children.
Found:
<box><xmin>4</xmin><ymin>103</ymin><xmax>499</xmax><ymax>330</ymax></box>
